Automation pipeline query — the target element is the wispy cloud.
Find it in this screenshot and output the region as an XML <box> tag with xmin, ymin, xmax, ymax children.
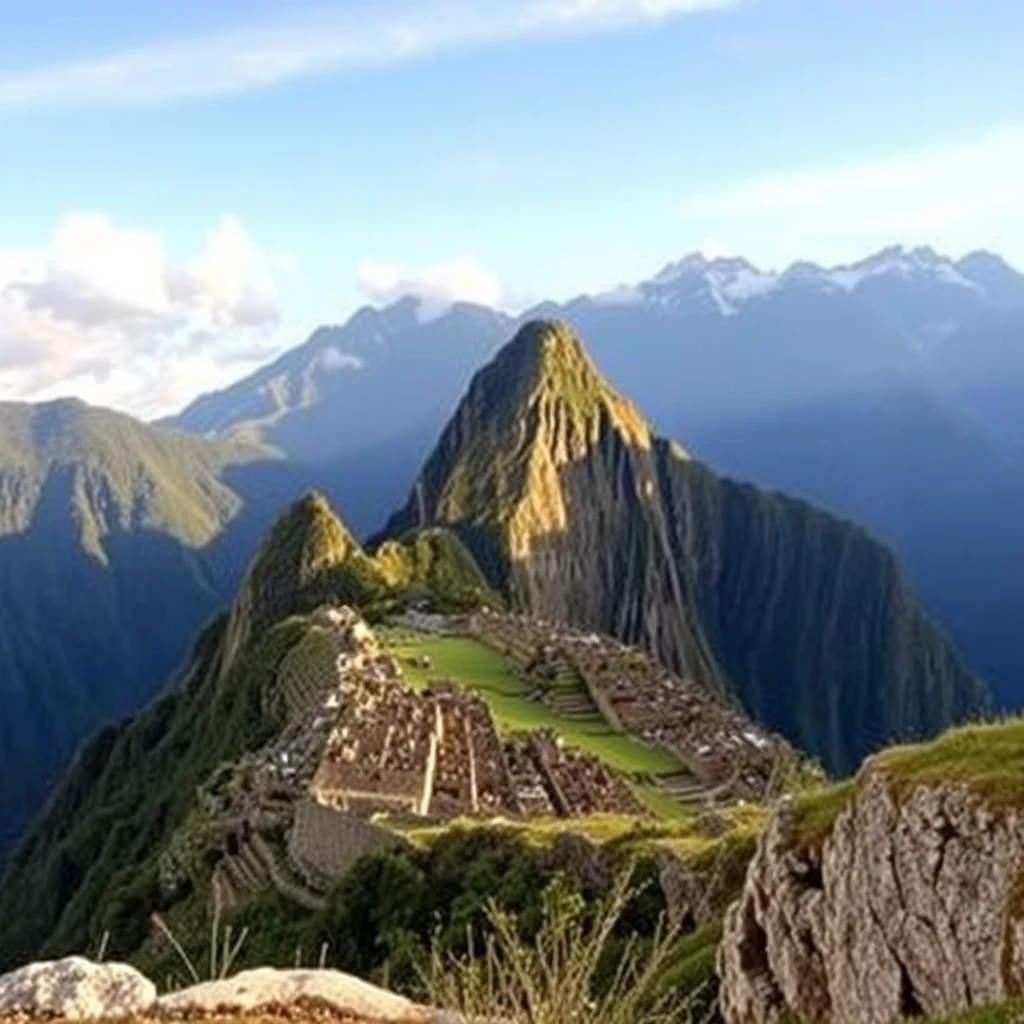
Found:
<box><xmin>676</xmin><ymin>124</ymin><xmax>1024</xmax><ymax>267</ymax></box>
<box><xmin>0</xmin><ymin>0</ymin><xmax>739</xmax><ymax>113</ymax></box>
<box><xmin>356</xmin><ymin>257</ymin><xmax>508</xmax><ymax>320</ymax></box>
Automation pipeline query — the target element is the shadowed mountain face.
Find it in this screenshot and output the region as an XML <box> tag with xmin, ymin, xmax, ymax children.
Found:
<box><xmin>0</xmin><ymin>400</ymin><xmax>310</xmax><ymax>853</ymax></box>
<box><xmin>386</xmin><ymin>321</ymin><xmax>990</xmax><ymax>773</ymax></box>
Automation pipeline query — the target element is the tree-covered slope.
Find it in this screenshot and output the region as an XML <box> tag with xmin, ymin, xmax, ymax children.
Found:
<box><xmin>0</xmin><ymin>493</ymin><xmax>498</xmax><ymax>967</ymax></box>
<box><xmin>385</xmin><ymin>321</ymin><xmax>990</xmax><ymax>773</ymax></box>
<box><xmin>0</xmin><ymin>399</ymin><xmax>307</xmax><ymax>853</ymax></box>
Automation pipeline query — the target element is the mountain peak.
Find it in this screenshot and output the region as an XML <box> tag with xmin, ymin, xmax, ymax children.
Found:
<box><xmin>223</xmin><ymin>493</ymin><xmax>356</xmax><ymax>667</ymax></box>
<box><xmin>470</xmin><ymin>318</ymin><xmax>649</xmax><ymax>447</ymax></box>
<box><xmin>383</xmin><ymin>322</ymin><xmax>656</xmax><ymax>586</ymax></box>
<box><xmin>504</xmin><ymin>318</ymin><xmax>591</xmax><ymax>378</ymax></box>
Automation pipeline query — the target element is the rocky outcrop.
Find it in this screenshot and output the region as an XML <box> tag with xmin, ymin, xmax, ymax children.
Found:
<box><xmin>158</xmin><ymin>967</ymin><xmax>439</xmax><ymax>1022</ymax></box>
<box><xmin>0</xmin><ymin>959</ymin><xmax>445</xmax><ymax>1022</ymax></box>
<box><xmin>718</xmin><ymin>773</ymin><xmax>1024</xmax><ymax>1023</ymax></box>
<box><xmin>0</xmin><ymin>957</ymin><xmax>156</xmax><ymax>1020</ymax></box>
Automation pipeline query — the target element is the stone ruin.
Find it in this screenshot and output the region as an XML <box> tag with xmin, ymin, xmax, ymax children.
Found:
<box><xmin>311</xmin><ymin>664</ymin><xmax>642</xmax><ymax>820</ymax></box>
<box><xmin>165</xmin><ymin>604</ymin><xmax>644</xmax><ymax>908</ymax></box>
<box><xmin>465</xmin><ymin>609</ymin><xmax>794</xmax><ymax>800</ymax></box>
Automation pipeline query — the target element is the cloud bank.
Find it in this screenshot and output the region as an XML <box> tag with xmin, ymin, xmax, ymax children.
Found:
<box><xmin>0</xmin><ymin>0</ymin><xmax>739</xmax><ymax>113</ymax></box>
<box><xmin>0</xmin><ymin>215</ymin><xmax>282</xmax><ymax>417</ymax></box>
<box><xmin>356</xmin><ymin>258</ymin><xmax>507</xmax><ymax>320</ymax></box>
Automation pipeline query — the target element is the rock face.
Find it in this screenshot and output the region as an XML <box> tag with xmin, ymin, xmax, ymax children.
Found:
<box><xmin>157</xmin><ymin>967</ymin><xmax>435</xmax><ymax>1022</ymax></box>
<box><xmin>0</xmin><ymin>957</ymin><xmax>156</xmax><ymax>1020</ymax></box>
<box><xmin>718</xmin><ymin>773</ymin><xmax>1024</xmax><ymax>1024</ymax></box>
<box><xmin>385</xmin><ymin>319</ymin><xmax>989</xmax><ymax>773</ymax></box>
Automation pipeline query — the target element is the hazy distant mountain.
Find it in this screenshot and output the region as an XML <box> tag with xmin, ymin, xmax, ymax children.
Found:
<box><xmin>546</xmin><ymin>248</ymin><xmax>1024</xmax><ymax>705</ymax></box>
<box><xmin>166</xmin><ymin>299</ymin><xmax>513</xmax><ymax>535</ymax></box>
<box><xmin>166</xmin><ymin>246</ymin><xmax>1024</xmax><ymax>705</ymax></box>
<box><xmin>550</xmin><ymin>245</ymin><xmax>1024</xmax><ymax>429</ymax></box>
<box><xmin>385</xmin><ymin>321</ymin><xmax>989</xmax><ymax>772</ymax></box>
<box><xmin>0</xmin><ymin>399</ymin><xmax>307</xmax><ymax>851</ymax></box>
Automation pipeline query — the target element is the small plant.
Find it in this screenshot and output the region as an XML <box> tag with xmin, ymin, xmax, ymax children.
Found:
<box><xmin>150</xmin><ymin>888</ymin><xmax>248</xmax><ymax>988</ymax></box>
<box><xmin>424</xmin><ymin>868</ymin><xmax>702</xmax><ymax>1024</ymax></box>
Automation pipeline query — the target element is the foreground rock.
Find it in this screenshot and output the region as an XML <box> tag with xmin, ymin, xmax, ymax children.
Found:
<box><xmin>0</xmin><ymin>957</ymin><xmax>156</xmax><ymax>1020</ymax></box>
<box><xmin>718</xmin><ymin>771</ymin><xmax>1024</xmax><ymax>1024</ymax></box>
<box><xmin>157</xmin><ymin>968</ymin><xmax>437</xmax><ymax>1022</ymax></box>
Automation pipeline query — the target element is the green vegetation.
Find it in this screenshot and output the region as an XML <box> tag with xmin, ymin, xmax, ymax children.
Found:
<box><xmin>873</xmin><ymin>717</ymin><xmax>1024</xmax><ymax>811</ymax></box>
<box><xmin>372</xmin><ymin>528</ymin><xmax>503</xmax><ymax>614</ymax></box>
<box><xmin>0</xmin><ymin>398</ymin><xmax>300</xmax><ymax>852</ymax></box>
<box><xmin>0</xmin><ymin>613</ymin><xmax>308</xmax><ymax>969</ymax></box>
<box><xmin>786</xmin><ymin>717</ymin><xmax>1024</xmax><ymax>855</ymax></box>
<box><xmin>381</xmin><ymin>630</ymin><xmax>684</xmax><ymax>777</ymax></box>
<box><xmin>790</xmin><ymin>780</ymin><xmax>857</xmax><ymax>851</ymax></box>
<box><xmin>425</xmin><ymin>869</ymin><xmax>692</xmax><ymax>1024</ymax></box>
<box><xmin>138</xmin><ymin>820</ymin><xmax>745</xmax><ymax>1016</ymax></box>
<box><xmin>0</xmin><ymin>397</ymin><xmax>267</xmax><ymax>553</ymax></box>
<box><xmin>919</xmin><ymin>1004</ymin><xmax>1024</xmax><ymax>1023</ymax></box>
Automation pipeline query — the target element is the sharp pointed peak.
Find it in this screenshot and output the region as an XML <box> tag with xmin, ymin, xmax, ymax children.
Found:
<box><xmin>223</xmin><ymin>492</ymin><xmax>358</xmax><ymax>666</ymax></box>
<box><xmin>507</xmin><ymin>318</ymin><xmax>589</xmax><ymax>364</ymax></box>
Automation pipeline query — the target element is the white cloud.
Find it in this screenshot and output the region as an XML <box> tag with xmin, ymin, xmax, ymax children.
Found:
<box><xmin>0</xmin><ymin>214</ymin><xmax>283</xmax><ymax>417</ymax></box>
<box><xmin>677</xmin><ymin>125</ymin><xmax>1024</xmax><ymax>268</ymax></box>
<box><xmin>320</xmin><ymin>347</ymin><xmax>366</xmax><ymax>372</ymax></box>
<box><xmin>0</xmin><ymin>0</ymin><xmax>740</xmax><ymax>112</ymax></box>
<box><xmin>356</xmin><ymin>258</ymin><xmax>507</xmax><ymax>320</ymax></box>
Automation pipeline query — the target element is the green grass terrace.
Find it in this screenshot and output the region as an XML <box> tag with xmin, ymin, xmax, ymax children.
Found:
<box><xmin>379</xmin><ymin>627</ymin><xmax>701</xmax><ymax>820</ymax></box>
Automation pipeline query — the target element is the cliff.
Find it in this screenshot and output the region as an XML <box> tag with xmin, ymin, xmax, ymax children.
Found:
<box><xmin>718</xmin><ymin>718</ymin><xmax>1024</xmax><ymax>1023</ymax></box>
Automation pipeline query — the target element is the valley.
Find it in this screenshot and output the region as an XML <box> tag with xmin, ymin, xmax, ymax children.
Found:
<box><xmin>0</xmin><ymin>318</ymin><xmax>1004</xmax><ymax>1022</ymax></box>
<box><xmin>3</xmin><ymin>7</ymin><xmax>1023</xmax><ymax>1019</ymax></box>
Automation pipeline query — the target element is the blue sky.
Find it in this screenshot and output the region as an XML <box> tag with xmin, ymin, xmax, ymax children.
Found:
<box><xmin>0</xmin><ymin>0</ymin><xmax>1022</xmax><ymax>415</ymax></box>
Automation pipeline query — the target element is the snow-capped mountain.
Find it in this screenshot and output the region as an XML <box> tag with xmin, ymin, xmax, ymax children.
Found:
<box><xmin>588</xmin><ymin>245</ymin><xmax>1022</xmax><ymax>332</ymax></box>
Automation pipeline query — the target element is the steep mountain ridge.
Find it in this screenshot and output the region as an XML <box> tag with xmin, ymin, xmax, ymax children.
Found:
<box><xmin>0</xmin><ymin>400</ymin><xmax>309</xmax><ymax>854</ymax></box>
<box><xmin>386</xmin><ymin>321</ymin><xmax>990</xmax><ymax>772</ymax></box>
<box><xmin>0</xmin><ymin>398</ymin><xmax>263</xmax><ymax>557</ymax></box>
<box><xmin>0</xmin><ymin>494</ymin><xmax>415</xmax><ymax>965</ymax></box>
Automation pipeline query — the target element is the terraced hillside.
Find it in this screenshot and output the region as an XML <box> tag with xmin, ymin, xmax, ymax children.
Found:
<box><xmin>0</xmin><ymin>498</ymin><xmax>656</xmax><ymax>968</ymax></box>
<box><xmin>382</xmin><ymin>610</ymin><xmax>793</xmax><ymax>815</ymax></box>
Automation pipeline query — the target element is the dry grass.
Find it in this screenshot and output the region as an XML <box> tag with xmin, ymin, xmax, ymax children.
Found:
<box><xmin>424</xmin><ymin>869</ymin><xmax>706</xmax><ymax>1024</ymax></box>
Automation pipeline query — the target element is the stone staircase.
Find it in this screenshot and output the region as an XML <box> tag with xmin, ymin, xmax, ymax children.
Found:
<box><xmin>649</xmin><ymin>769</ymin><xmax>717</xmax><ymax>805</ymax></box>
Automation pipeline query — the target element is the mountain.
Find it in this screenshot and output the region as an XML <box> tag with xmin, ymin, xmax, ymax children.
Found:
<box><xmin>0</xmin><ymin>399</ymin><xmax>309</xmax><ymax>853</ymax></box>
<box><xmin>163</xmin><ymin>246</ymin><xmax>1024</xmax><ymax>705</ymax></box>
<box><xmin>552</xmin><ymin>245</ymin><xmax>1024</xmax><ymax>429</ymax></box>
<box><xmin>166</xmin><ymin>299</ymin><xmax>514</xmax><ymax>536</ymax></box>
<box><xmin>0</xmin><ymin>491</ymin><xmax>777</xmax><ymax>978</ymax></box>
<box><xmin>385</xmin><ymin>320</ymin><xmax>990</xmax><ymax>774</ymax></box>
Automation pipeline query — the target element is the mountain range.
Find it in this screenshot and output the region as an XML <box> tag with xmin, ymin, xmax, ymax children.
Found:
<box><xmin>0</xmin><ymin>321</ymin><xmax>989</xmax><ymax>971</ymax></box>
<box><xmin>168</xmin><ymin>245</ymin><xmax>1024</xmax><ymax>707</ymax></box>
<box><xmin>0</xmin><ymin>400</ymin><xmax>310</xmax><ymax>851</ymax></box>
<box><xmin>2</xmin><ymin>243</ymin><xmax>1020</xmax><ymax>862</ymax></box>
